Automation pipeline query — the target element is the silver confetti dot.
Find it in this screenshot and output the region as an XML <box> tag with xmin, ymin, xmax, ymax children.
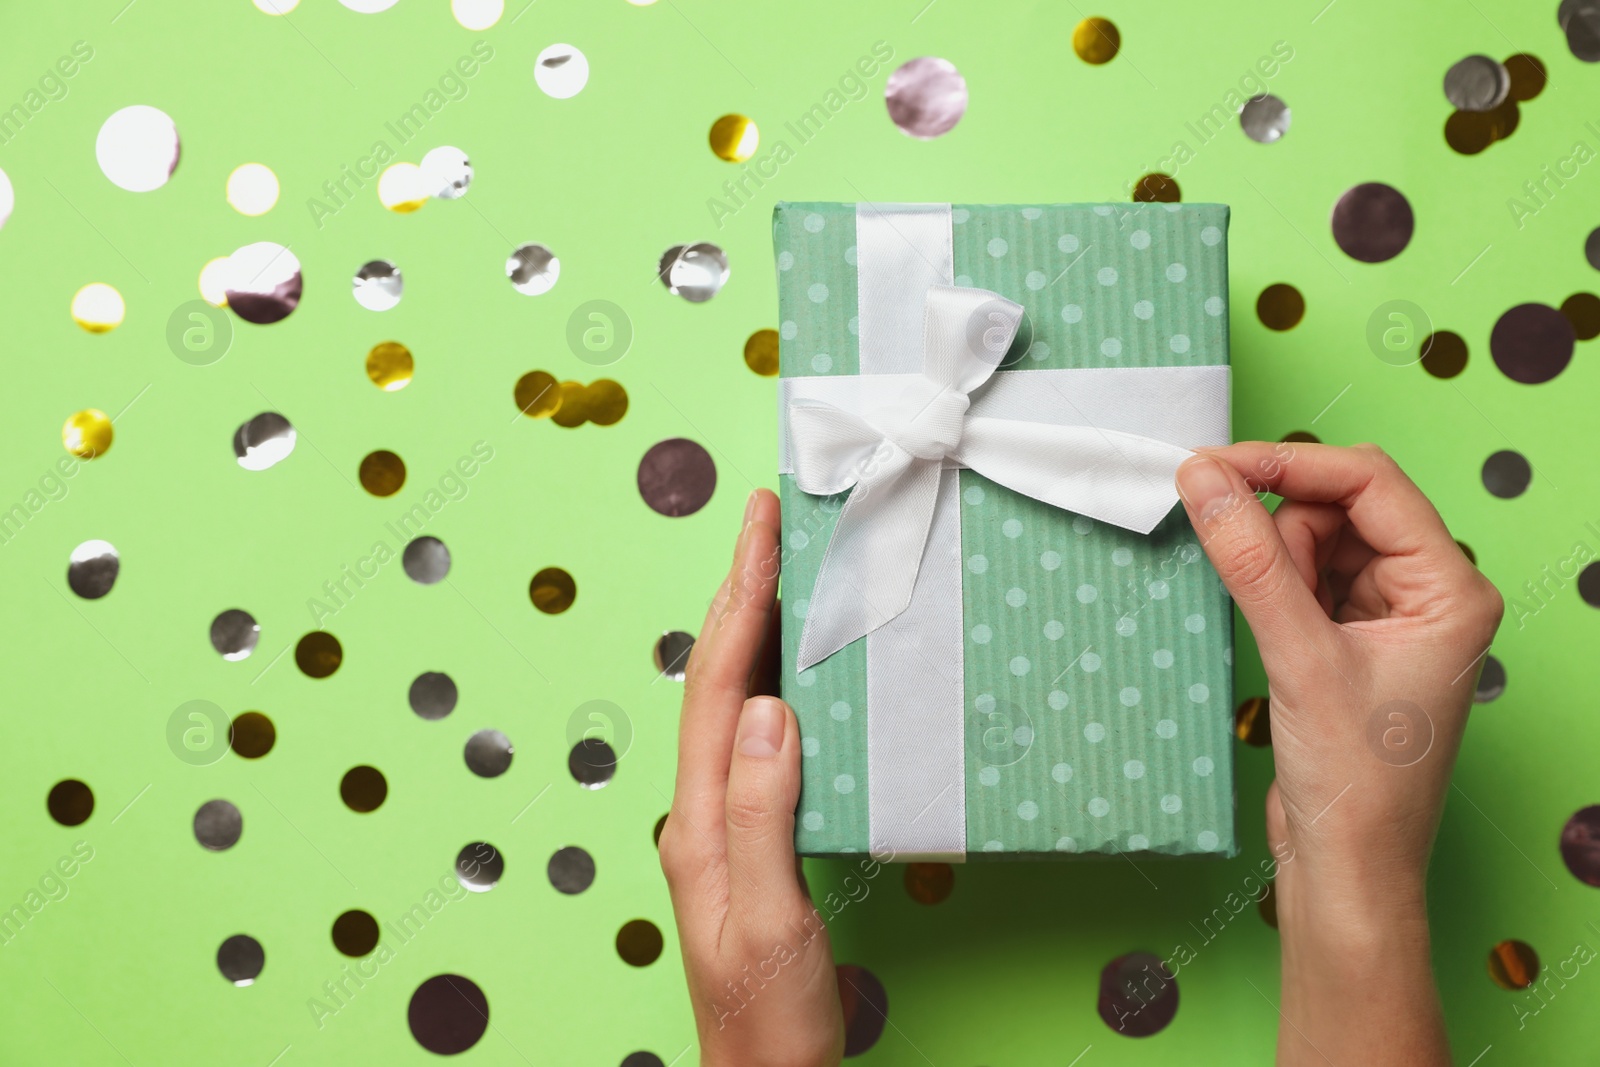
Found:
<box><xmin>657</xmin><ymin>242</ymin><xmax>729</xmax><ymax>302</ymax></box>
<box><xmin>1239</xmin><ymin>93</ymin><xmax>1291</xmax><ymax>143</ymax></box>
<box><xmin>224</xmin><ymin>241</ymin><xmax>302</xmax><ymax>325</ymax></box>
<box><xmin>96</xmin><ymin>105</ymin><xmax>180</xmax><ymax>192</ymax></box>
<box><xmin>884</xmin><ymin>56</ymin><xmax>968</xmax><ymax>139</ymax></box>
<box><xmin>67</xmin><ymin>539</ymin><xmax>119</xmax><ymax>599</ymax></box>
<box><xmin>216</xmin><ymin>934</ymin><xmax>264</xmax><ymax>986</ymax></box>
<box><xmin>455</xmin><ymin>841</ymin><xmax>504</xmax><ymax>892</ymax></box>
<box><xmin>353</xmin><ymin>259</ymin><xmax>403</xmax><ymax>312</ymax></box>
<box><xmin>464</xmin><ymin>729</ymin><xmax>514</xmax><ymax>778</ymax></box>
<box><xmin>232</xmin><ymin>411</ymin><xmax>296</xmax><ymax>471</ymax></box>
<box><xmin>210</xmin><ymin>609</ymin><xmax>260</xmax><ymax>660</ymax></box>
<box><xmin>1563</xmin><ymin>0</ymin><xmax>1600</xmax><ymax>61</ymax></box>
<box><xmin>194</xmin><ymin>798</ymin><xmax>243</xmax><ymax>851</ymax></box>
<box><xmin>402</xmin><ymin>536</ymin><xmax>451</xmax><ymax>584</ymax></box>
<box><xmin>507</xmin><ymin>242</ymin><xmax>560</xmax><ymax>296</ymax></box>
<box><xmin>409</xmin><ymin>671</ymin><xmax>458</xmax><ymax>720</ymax></box>
<box><xmin>534</xmin><ymin>43</ymin><xmax>589</xmax><ymax>99</ymax></box>
<box><xmin>547</xmin><ymin>845</ymin><xmax>595</xmax><ymax>894</ymax></box>
<box><xmin>1443</xmin><ymin>54</ymin><xmax>1510</xmax><ymax>111</ymax></box>
<box><xmin>653</xmin><ymin>631</ymin><xmax>694</xmax><ymax>681</ymax></box>
<box><xmin>420</xmin><ymin>145</ymin><xmax>472</xmax><ymax>199</ymax></box>
<box><xmin>569</xmin><ymin>738</ymin><xmax>617</xmax><ymax>789</ymax></box>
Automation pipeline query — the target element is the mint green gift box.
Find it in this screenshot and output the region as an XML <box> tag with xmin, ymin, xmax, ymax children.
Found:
<box><xmin>774</xmin><ymin>201</ymin><xmax>1237</xmax><ymax>861</ymax></box>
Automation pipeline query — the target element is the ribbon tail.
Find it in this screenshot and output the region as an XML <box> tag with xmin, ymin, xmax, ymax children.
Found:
<box><xmin>795</xmin><ymin>451</ymin><xmax>944</xmax><ymax>672</ymax></box>
<box><xmin>957</xmin><ymin>417</ymin><xmax>1192</xmax><ymax>535</ymax></box>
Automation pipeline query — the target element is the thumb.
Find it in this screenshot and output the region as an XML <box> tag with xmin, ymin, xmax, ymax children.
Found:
<box><xmin>724</xmin><ymin>696</ymin><xmax>807</xmax><ymax>917</ymax></box>
<box><xmin>1176</xmin><ymin>453</ymin><xmax>1328</xmax><ymax>667</ymax></box>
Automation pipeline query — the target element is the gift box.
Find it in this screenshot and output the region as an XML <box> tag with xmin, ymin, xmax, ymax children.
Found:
<box><xmin>774</xmin><ymin>201</ymin><xmax>1236</xmax><ymax>860</ymax></box>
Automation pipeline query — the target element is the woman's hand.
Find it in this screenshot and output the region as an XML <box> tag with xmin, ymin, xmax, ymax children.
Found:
<box><xmin>1177</xmin><ymin>442</ymin><xmax>1503</xmax><ymax>1066</ymax></box>
<box><xmin>660</xmin><ymin>488</ymin><xmax>845</xmax><ymax>1067</ymax></box>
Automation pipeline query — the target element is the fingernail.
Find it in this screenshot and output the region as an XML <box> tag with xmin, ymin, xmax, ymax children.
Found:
<box><xmin>743</xmin><ymin>489</ymin><xmax>759</xmax><ymax>523</ymax></box>
<box><xmin>736</xmin><ymin>697</ymin><xmax>786</xmax><ymax>759</ymax></box>
<box><xmin>1176</xmin><ymin>454</ymin><xmax>1237</xmax><ymax>523</ymax></box>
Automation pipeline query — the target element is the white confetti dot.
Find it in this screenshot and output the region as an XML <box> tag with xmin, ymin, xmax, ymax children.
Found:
<box><xmin>1130</xmin><ymin>229</ymin><xmax>1150</xmax><ymax>249</ymax></box>
<box><xmin>1052</xmin><ymin>762</ymin><xmax>1073</xmax><ymax>783</ymax></box>
<box><xmin>1133</xmin><ymin>300</ymin><xmax>1154</xmax><ymax>320</ymax></box>
<box><xmin>1119</xmin><ymin>687</ymin><xmax>1141</xmax><ymax>707</ymax></box>
<box><xmin>801</xmin><ymin>737</ymin><xmax>820</xmax><ymax>756</ymax></box>
<box><xmin>1184</xmin><ymin>614</ymin><xmax>1206</xmax><ymax>633</ymax></box>
<box><xmin>1029</xmin><ymin>341</ymin><xmax>1051</xmax><ymax>362</ymax></box>
<box><xmin>803</xmin><ymin>212</ymin><xmax>826</xmax><ymax>232</ymax></box>
<box><xmin>1193</xmin><ymin>756</ymin><xmax>1214</xmax><ymax>777</ymax></box>
<box><xmin>1124</xmin><ymin>759</ymin><xmax>1145</xmax><ymax>779</ymax></box>
<box><xmin>1088</xmin><ymin>797</ymin><xmax>1110</xmax><ymax>817</ymax></box>
<box><xmin>1040</xmin><ymin>551</ymin><xmax>1061</xmax><ymax>571</ymax></box>
<box><xmin>1205</xmin><ymin>296</ymin><xmax>1224</xmax><ymax>316</ymax></box>
<box><xmin>1223</xmin><ymin>648</ymin><xmax>1234</xmax><ymax>666</ymax></box>
<box><xmin>954</xmin><ymin>274</ymin><xmax>972</xmax><ymax>287</ymax></box>
<box><xmin>951</xmin><ymin>208</ymin><xmax>970</xmax><ymax>223</ymax></box>
<box><xmin>1072</xmin><ymin>515</ymin><xmax>1094</xmax><ymax>535</ymax></box>
<box><xmin>812</xmin><ymin>353</ymin><xmax>833</xmax><ymax>373</ymax></box>
<box><xmin>963</xmin><ymin>485</ymin><xmax>986</xmax><ymax>505</ymax></box>
<box><xmin>1062</xmin><ymin>304</ymin><xmax>1083</xmax><ymax>324</ymax></box>
<box><xmin>983</xmin><ymin>839</ymin><xmax>1004</xmax><ymax>852</ymax></box>
<box><xmin>1170</xmin><ymin>334</ymin><xmax>1191</xmax><ymax>354</ymax></box>
<box><xmin>807</xmin><ymin>283</ymin><xmax>829</xmax><ymax>303</ymax></box>
<box><xmin>1021</xmin><ymin>207</ymin><xmax>1042</xmax><ymax>220</ymax></box>
<box><xmin>1047</xmin><ymin>689</ymin><xmax>1069</xmax><ymax>709</ymax></box>
<box><xmin>790</xmin><ymin>529</ymin><xmax>810</xmax><ymax>551</ymax></box>
<box><xmin>978</xmin><ymin>765</ymin><xmax>1000</xmax><ymax>786</ymax></box>
<box><xmin>1128</xmin><ymin>833</ymin><xmax>1150</xmax><ymax>850</ymax></box>
<box><xmin>971</xmin><ymin>624</ymin><xmax>993</xmax><ymax>645</ymax></box>
<box><xmin>803</xmin><ymin>811</ymin><xmax>824</xmax><ymax>831</ymax></box>
<box><xmin>1152</xmin><ymin>649</ymin><xmax>1174</xmax><ymax>668</ymax></box>
<box><xmin>1009</xmin><ymin>656</ymin><xmax>1031</xmax><ymax>676</ymax></box>
<box><xmin>848</xmin><ymin>315</ymin><xmax>859</xmax><ymax>335</ymax></box>
<box><xmin>1058</xmin><ymin>234</ymin><xmax>1080</xmax><ymax>252</ymax></box>
<box><xmin>1002</xmin><ymin>519</ymin><xmax>1023</xmax><ymax>538</ymax></box>
<box><xmin>1055</xmin><ymin>836</ymin><xmax>1077</xmax><ymax>851</ymax></box>
<box><xmin>1012</xmin><ymin>724</ymin><xmax>1032</xmax><ymax>746</ymax></box>
<box><xmin>987</xmin><ymin>237</ymin><xmax>1009</xmax><ymax>257</ymax></box>
<box><xmin>1017</xmin><ymin>800</ymin><xmax>1039</xmax><ymax>821</ymax></box>
<box><xmin>1093</xmin><ymin>206</ymin><xmax>1114</xmax><ymax>216</ymax></box>
<box><xmin>780</xmin><ymin>321</ymin><xmax>798</xmax><ymax>341</ymax></box>
<box><xmin>1084</xmin><ymin>722</ymin><xmax>1106</xmax><ymax>742</ymax></box>
<box><xmin>1161</xmin><ymin>794</ymin><xmax>1184</xmax><ymax>814</ymax></box>
<box><xmin>834</xmin><ymin>774</ymin><xmax>855</xmax><ymax>794</ymax></box>
<box><xmin>830</xmin><ymin>701</ymin><xmax>852</xmax><ymax>721</ymax></box>
<box><xmin>1201</xmin><ymin>226</ymin><xmax>1222</xmax><ymax>246</ymax></box>
<box><xmin>1044</xmin><ymin>620</ymin><xmax>1065</xmax><ymax>641</ymax></box>
<box><xmin>975</xmin><ymin>693</ymin><xmax>996</xmax><ymax>713</ymax></box>
<box><xmin>1166</xmin><ymin>263</ymin><xmax>1187</xmax><ymax>282</ymax></box>
<box><xmin>1097</xmin><ymin>267</ymin><xmax>1119</xmax><ymax>286</ymax></box>
<box><xmin>1147</xmin><ymin>580</ymin><xmax>1170</xmax><ymax>600</ymax></box>
<box><xmin>1112</xmin><ymin>548</ymin><xmax>1133</xmax><ymax>566</ymax></box>
<box><xmin>1025</xmin><ymin>270</ymin><xmax>1047</xmax><ymax>290</ymax></box>
<box><xmin>968</xmin><ymin>554</ymin><xmax>989</xmax><ymax>574</ymax></box>
<box><xmin>777</xmin><ymin>251</ymin><xmax>795</xmax><ymax>271</ymax></box>
<box><xmin>1115</xmin><ymin>616</ymin><xmax>1137</xmax><ymax>637</ymax></box>
<box><xmin>1156</xmin><ymin>719</ymin><xmax>1178</xmax><ymax>738</ymax></box>
<box><xmin>1076</xmin><ymin>584</ymin><xmax>1098</xmax><ymax>604</ymax></box>
<box><xmin>1006</xmin><ymin>587</ymin><xmax>1027</xmax><ymax>607</ymax></box>
<box><xmin>796</xmin><ymin>668</ymin><xmax>817</xmax><ymax>687</ymax></box>
<box><xmin>1080</xmin><ymin>651</ymin><xmax>1102</xmax><ymax>672</ymax></box>
<box><xmin>1189</xmin><ymin>683</ymin><xmax>1210</xmax><ymax>703</ymax></box>
<box><xmin>1101</xmin><ymin>337</ymin><xmax>1123</xmax><ymax>358</ymax></box>
<box><xmin>792</xmin><ymin>599</ymin><xmax>809</xmax><ymax>619</ymax></box>
<box><xmin>1198</xmin><ymin>830</ymin><xmax>1219</xmax><ymax>851</ymax></box>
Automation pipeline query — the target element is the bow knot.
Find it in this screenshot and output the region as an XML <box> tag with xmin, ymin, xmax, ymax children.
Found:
<box><xmin>884</xmin><ymin>382</ymin><xmax>969</xmax><ymax>460</ymax></box>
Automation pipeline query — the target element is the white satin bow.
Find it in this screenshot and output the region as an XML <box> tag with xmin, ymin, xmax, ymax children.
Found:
<box><xmin>790</xmin><ymin>284</ymin><xmax>1197</xmax><ymax>672</ymax></box>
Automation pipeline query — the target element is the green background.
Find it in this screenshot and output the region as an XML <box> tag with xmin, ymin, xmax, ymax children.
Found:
<box><xmin>0</xmin><ymin>0</ymin><xmax>1596</xmax><ymax>1064</ymax></box>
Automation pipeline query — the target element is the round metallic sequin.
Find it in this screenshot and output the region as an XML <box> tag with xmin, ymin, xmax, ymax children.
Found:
<box><xmin>637</xmin><ymin>438</ymin><xmax>717</xmax><ymax>517</ymax></box>
<box><xmin>225</xmin><ymin>163</ymin><xmax>278</xmax><ymax>216</ymax></box>
<box><xmin>616</xmin><ymin>919</ymin><xmax>663</xmax><ymax>967</ymax></box>
<box><xmin>1488</xmin><ymin>940</ymin><xmax>1540</xmax><ymax>989</ymax></box>
<box><xmin>408</xmin><ymin>974</ymin><xmax>489</xmax><ymax>1055</ymax></box>
<box><xmin>658</xmin><ymin>243</ymin><xmax>729</xmax><ymax>302</ymax></box>
<box><xmin>744</xmin><ymin>328</ymin><xmax>779</xmax><ymax>376</ymax></box>
<box><xmin>224</xmin><ymin>242</ymin><xmax>302</xmax><ymax>325</ymax></box>
<box><xmin>340</xmin><ymin>765</ymin><xmax>387</xmax><ymax>812</ymax></box>
<box><xmin>217</xmin><ymin>934</ymin><xmax>265</xmax><ymax>986</ymax></box>
<box><xmin>1072</xmin><ymin>17</ymin><xmax>1120</xmax><ymax>64</ymax></box>
<box><xmin>199</xmin><ymin>256</ymin><xmax>232</xmax><ymax>307</ymax></box>
<box><xmin>1490</xmin><ymin>303</ymin><xmax>1574</xmax><ymax>383</ymax></box>
<box><xmin>514</xmin><ymin>370</ymin><xmax>561</xmax><ymax>417</ymax></box>
<box><xmin>507</xmin><ymin>242</ymin><xmax>560</xmax><ymax>296</ymax></box>
<box><xmin>359</xmin><ymin>450</ymin><xmax>406</xmax><ymax>496</ymax></box>
<box><xmin>296</xmin><ymin>630</ymin><xmax>343</xmax><ymax>678</ymax></box>
<box><xmin>838</xmin><ymin>964</ymin><xmax>889</xmax><ymax>1054</ymax></box>
<box><xmin>708</xmin><ymin>114</ymin><xmax>759</xmax><ymax>163</ymax></box>
<box><xmin>420</xmin><ymin>145</ymin><xmax>473</xmax><ymax>199</ymax></box>
<box><xmin>378</xmin><ymin>162</ymin><xmax>428</xmax><ymax>213</ymax></box>
<box><xmin>547</xmin><ymin>845</ymin><xmax>596</xmax><ymax>894</ymax></box>
<box><xmin>353</xmin><ymin>260</ymin><xmax>403</xmax><ymax>312</ymax></box>
<box><xmin>568</xmin><ymin>738</ymin><xmax>617</xmax><ymax>789</ymax></box>
<box><xmin>1580</xmin><ymin>561</ymin><xmax>1600</xmax><ymax>607</ymax></box>
<box><xmin>464</xmin><ymin>729</ymin><xmax>514</xmax><ymax>778</ymax></box>
<box><xmin>229</xmin><ymin>711</ymin><xmax>275</xmax><ymax>759</ymax></box>
<box><xmin>402</xmin><ymin>536</ymin><xmax>451</xmax><ymax>584</ymax></box>
<box><xmin>1281</xmin><ymin>430</ymin><xmax>1320</xmax><ymax>444</ymax></box>
<box><xmin>1588</xmin><ymin>226</ymin><xmax>1600</xmax><ymax>271</ymax></box>
<box><xmin>1420</xmin><ymin>330</ymin><xmax>1469</xmax><ymax>378</ymax></box>
<box><xmin>1444</xmin><ymin>108</ymin><xmax>1497</xmax><ymax>156</ymax></box>
<box><xmin>332</xmin><ymin>909</ymin><xmax>380</xmax><ymax>956</ymax></box>
<box><xmin>451</xmin><ymin>0</ymin><xmax>502</xmax><ymax>29</ymax></box>
<box><xmin>366</xmin><ymin>341</ymin><xmax>414</xmax><ymax>391</ymax></box>
<box><xmin>1565</xmin><ymin>1</ymin><xmax>1600</xmax><ymax>62</ymax></box>
<box><xmin>535</xmin><ymin>43</ymin><xmax>589</xmax><ymax>99</ymax></box>
<box><xmin>904</xmin><ymin>862</ymin><xmax>954</xmax><ymax>904</ymax></box>
<box><xmin>211</xmin><ymin>609</ymin><xmax>260</xmax><ymax>660</ymax></box>
<box><xmin>71</xmin><ymin>283</ymin><xmax>125</xmax><ymax>333</ymax></box>
<box><xmin>1097</xmin><ymin>951</ymin><xmax>1179</xmax><ymax>1036</ymax></box>
<box><xmin>1504</xmin><ymin>53</ymin><xmax>1548</xmax><ymax>101</ymax></box>
<box><xmin>1475</xmin><ymin>654</ymin><xmax>1506</xmax><ymax>703</ymax></box>
<box><xmin>1561</xmin><ymin>292</ymin><xmax>1600</xmax><ymax>340</ymax></box>
<box><xmin>1256</xmin><ymin>284</ymin><xmax>1304</xmax><ymax>330</ymax></box>
<box><xmin>62</xmin><ymin>408</ymin><xmax>113</xmax><ymax>459</ymax></box>
<box><xmin>194</xmin><ymin>798</ymin><xmax>243</xmax><ymax>850</ymax></box>
<box><xmin>1239</xmin><ymin>94</ymin><xmax>1291</xmax><ymax>143</ymax></box>
<box><xmin>653</xmin><ymin>631</ymin><xmax>694</xmax><ymax>681</ymax></box>
<box><xmin>1457</xmin><ymin>540</ymin><xmax>1478</xmax><ymax>566</ymax></box>
<box><xmin>67</xmin><ymin>540</ymin><xmax>119</xmax><ymax>599</ymax></box>
<box><xmin>96</xmin><ymin>105</ymin><xmax>180</xmax><ymax>192</ymax></box>
<box><xmin>653</xmin><ymin>813</ymin><xmax>667</xmax><ymax>847</ymax></box>
<box><xmin>409</xmin><ymin>671</ymin><xmax>458</xmax><ymax>720</ymax></box>
<box><xmin>1444</xmin><ymin>55</ymin><xmax>1510</xmax><ymax>112</ymax></box>
<box><xmin>1331</xmin><ymin>183</ymin><xmax>1413</xmax><ymax>263</ymax></box>
<box><xmin>0</xmin><ymin>167</ymin><xmax>12</xmax><ymax>231</ymax></box>
<box><xmin>1258</xmin><ymin>880</ymin><xmax>1278</xmax><ymax>928</ymax></box>
<box><xmin>233</xmin><ymin>412</ymin><xmax>296</xmax><ymax>471</ymax></box>
<box><xmin>455</xmin><ymin>842</ymin><xmax>503</xmax><ymax>892</ymax></box>
<box><xmin>622</xmin><ymin>1054</ymin><xmax>665</xmax><ymax>1067</ymax></box>
<box><xmin>1235</xmin><ymin>696</ymin><xmax>1271</xmax><ymax>746</ymax></box>
<box><xmin>1132</xmin><ymin>173</ymin><xmax>1180</xmax><ymax>203</ymax></box>
<box><xmin>1559</xmin><ymin>805</ymin><xmax>1600</xmax><ymax>885</ymax></box>
<box><xmin>550</xmin><ymin>380</ymin><xmax>589</xmax><ymax>428</ymax></box>
<box><xmin>1481</xmin><ymin>450</ymin><xmax>1531</xmax><ymax>499</ymax></box>
<box><xmin>530</xmin><ymin>566</ymin><xmax>577</xmax><ymax>614</ymax></box>
<box><xmin>584</xmin><ymin>379</ymin><xmax>629</xmax><ymax>426</ymax></box>
<box><xmin>47</xmin><ymin>779</ymin><xmax>94</xmax><ymax>826</ymax></box>
<box><xmin>884</xmin><ymin>57</ymin><xmax>968</xmax><ymax>139</ymax></box>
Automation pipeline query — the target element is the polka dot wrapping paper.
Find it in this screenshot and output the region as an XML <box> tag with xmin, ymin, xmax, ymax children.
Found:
<box><xmin>776</xmin><ymin>202</ymin><xmax>1237</xmax><ymax>859</ymax></box>
<box><xmin>2</xmin><ymin>0</ymin><xmax>1600</xmax><ymax>1063</ymax></box>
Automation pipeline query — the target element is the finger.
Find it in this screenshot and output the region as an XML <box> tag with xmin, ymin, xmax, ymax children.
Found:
<box><xmin>1272</xmin><ymin>500</ymin><xmax>1345</xmax><ymax>592</ymax></box>
<box><xmin>1176</xmin><ymin>454</ymin><xmax>1331</xmax><ymax>664</ymax></box>
<box><xmin>724</xmin><ymin>696</ymin><xmax>807</xmax><ymax>918</ymax></box>
<box><xmin>1198</xmin><ymin>442</ymin><xmax>1457</xmax><ymax>561</ymax></box>
<box><xmin>676</xmin><ymin>489</ymin><xmax>781</xmax><ymax>826</ymax></box>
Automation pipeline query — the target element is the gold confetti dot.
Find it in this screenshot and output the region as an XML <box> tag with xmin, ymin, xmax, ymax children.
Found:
<box><xmin>62</xmin><ymin>408</ymin><xmax>113</xmax><ymax>459</ymax></box>
<box><xmin>514</xmin><ymin>370</ymin><xmax>561</xmax><ymax>418</ymax></box>
<box><xmin>1457</xmin><ymin>540</ymin><xmax>1477</xmax><ymax>566</ymax></box>
<box><xmin>1256</xmin><ymin>283</ymin><xmax>1305</xmax><ymax>331</ymax></box>
<box><xmin>296</xmin><ymin>631</ymin><xmax>343</xmax><ymax>678</ymax></box>
<box><xmin>708</xmin><ymin>114</ymin><xmax>759</xmax><ymax>162</ymax></box>
<box><xmin>530</xmin><ymin>567</ymin><xmax>577</xmax><ymax>614</ymax></box>
<box><xmin>1504</xmin><ymin>53</ymin><xmax>1547</xmax><ymax>102</ymax></box>
<box><xmin>47</xmin><ymin>779</ymin><xmax>94</xmax><ymax>826</ymax></box>
<box><xmin>378</xmin><ymin>163</ymin><xmax>428</xmax><ymax>213</ymax></box>
<box><xmin>744</xmin><ymin>328</ymin><xmax>779</xmax><ymax>376</ymax></box>
<box><xmin>904</xmin><ymin>862</ymin><xmax>954</xmax><ymax>904</ymax></box>
<box><xmin>71</xmin><ymin>283</ymin><xmax>125</xmax><ymax>333</ymax></box>
<box><xmin>653</xmin><ymin>813</ymin><xmax>668</xmax><ymax>847</ymax></box>
<box><xmin>584</xmin><ymin>379</ymin><xmax>629</xmax><ymax>426</ymax></box>
<box><xmin>550</xmin><ymin>380</ymin><xmax>589</xmax><ymax>428</ymax></box>
<box><xmin>359</xmin><ymin>450</ymin><xmax>406</xmax><ymax>496</ymax></box>
<box><xmin>1281</xmin><ymin>430</ymin><xmax>1320</xmax><ymax>444</ymax></box>
<box><xmin>1561</xmin><ymin>292</ymin><xmax>1600</xmax><ymax>341</ymax></box>
<box><xmin>198</xmin><ymin>257</ymin><xmax>232</xmax><ymax>307</ymax></box>
<box><xmin>1420</xmin><ymin>331</ymin><xmax>1469</xmax><ymax>378</ymax></box>
<box><xmin>1235</xmin><ymin>696</ymin><xmax>1271</xmax><ymax>746</ymax></box>
<box><xmin>1132</xmin><ymin>173</ymin><xmax>1180</xmax><ymax>203</ymax></box>
<box><xmin>1072</xmin><ymin>16</ymin><xmax>1120</xmax><ymax>64</ymax></box>
<box><xmin>340</xmin><ymin>765</ymin><xmax>387</xmax><ymax>813</ymax></box>
<box><xmin>332</xmin><ymin>909</ymin><xmax>380</xmax><ymax>956</ymax></box>
<box><xmin>366</xmin><ymin>341</ymin><xmax>414</xmax><ymax>391</ymax></box>
<box><xmin>1444</xmin><ymin>109</ymin><xmax>1495</xmax><ymax>155</ymax></box>
<box><xmin>1488</xmin><ymin>940</ymin><xmax>1539</xmax><ymax>990</ymax></box>
<box><xmin>616</xmin><ymin>918</ymin><xmax>663</xmax><ymax>966</ymax></box>
<box><xmin>229</xmin><ymin>711</ymin><xmax>276</xmax><ymax>759</ymax></box>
